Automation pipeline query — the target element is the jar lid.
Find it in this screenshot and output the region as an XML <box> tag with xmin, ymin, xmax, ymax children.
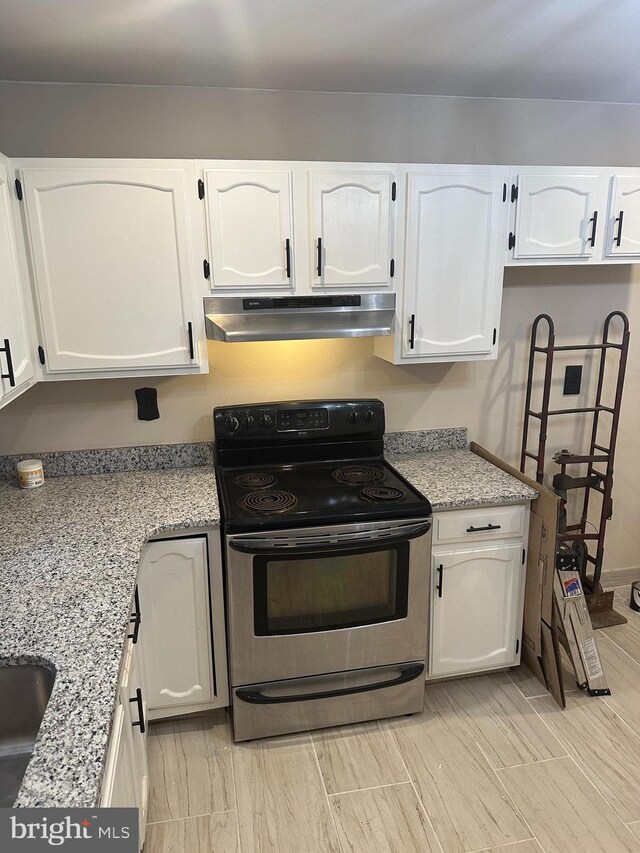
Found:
<box><xmin>17</xmin><ymin>459</ymin><xmax>43</xmax><ymax>472</ymax></box>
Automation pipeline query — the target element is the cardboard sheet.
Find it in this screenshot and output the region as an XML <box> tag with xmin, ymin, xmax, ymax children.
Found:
<box><xmin>470</xmin><ymin>443</ymin><xmax>564</xmax><ymax>707</ymax></box>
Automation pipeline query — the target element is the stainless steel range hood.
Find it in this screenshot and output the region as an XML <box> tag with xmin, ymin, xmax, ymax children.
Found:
<box><xmin>204</xmin><ymin>294</ymin><xmax>396</xmax><ymax>343</ymax></box>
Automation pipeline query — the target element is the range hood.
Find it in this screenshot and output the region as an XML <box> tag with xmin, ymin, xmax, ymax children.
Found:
<box><xmin>204</xmin><ymin>294</ymin><xmax>396</xmax><ymax>343</ymax></box>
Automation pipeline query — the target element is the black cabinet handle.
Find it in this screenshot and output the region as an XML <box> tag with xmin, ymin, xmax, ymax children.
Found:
<box><xmin>129</xmin><ymin>688</ymin><xmax>146</xmax><ymax>734</ymax></box>
<box><xmin>128</xmin><ymin>586</ymin><xmax>141</xmax><ymax>644</ymax></box>
<box><xmin>285</xmin><ymin>238</ymin><xmax>291</xmax><ymax>279</ymax></box>
<box><xmin>409</xmin><ymin>314</ymin><xmax>416</xmax><ymax>349</ymax></box>
<box><xmin>235</xmin><ymin>663</ymin><xmax>424</xmax><ymax>704</ymax></box>
<box><xmin>436</xmin><ymin>564</ymin><xmax>444</xmax><ymax>598</ymax></box>
<box><xmin>1</xmin><ymin>338</ymin><xmax>16</xmax><ymax>387</ymax></box>
<box><xmin>614</xmin><ymin>210</ymin><xmax>624</xmax><ymax>247</ymax></box>
<box><xmin>466</xmin><ymin>523</ymin><xmax>502</xmax><ymax>533</ymax></box>
<box><xmin>316</xmin><ymin>238</ymin><xmax>322</xmax><ymax>277</ymax></box>
<box><xmin>187</xmin><ymin>322</ymin><xmax>194</xmax><ymax>360</ymax></box>
<box><xmin>588</xmin><ymin>211</ymin><xmax>598</xmax><ymax>247</ymax></box>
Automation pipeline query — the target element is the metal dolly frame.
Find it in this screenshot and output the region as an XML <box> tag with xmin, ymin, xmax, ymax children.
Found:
<box><xmin>520</xmin><ymin>311</ymin><xmax>630</xmax><ymax>615</ymax></box>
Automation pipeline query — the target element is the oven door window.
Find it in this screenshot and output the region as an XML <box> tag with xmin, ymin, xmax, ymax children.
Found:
<box><xmin>253</xmin><ymin>542</ymin><xmax>409</xmax><ymax>635</ymax></box>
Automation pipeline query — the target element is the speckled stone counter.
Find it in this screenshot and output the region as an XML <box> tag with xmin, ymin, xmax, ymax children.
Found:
<box><xmin>389</xmin><ymin>448</ymin><xmax>537</xmax><ymax>510</ymax></box>
<box><xmin>0</xmin><ymin>467</ymin><xmax>220</xmax><ymax>808</ymax></box>
<box><xmin>0</xmin><ymin>432</ymin><xmax>534</xmax><ymax>810</ymax></box>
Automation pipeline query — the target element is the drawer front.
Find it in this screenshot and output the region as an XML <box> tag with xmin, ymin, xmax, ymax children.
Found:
<box><xmin>231</xmin><ymin>662</ymin><xmax>425</xmax><ymax>741</ymax></box>
<box><xmin>434</xmin><ymin>504</ymin><xmax>526</xmax><ymax>545</ymax></box>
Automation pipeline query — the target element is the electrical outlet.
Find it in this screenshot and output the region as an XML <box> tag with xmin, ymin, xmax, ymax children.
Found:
<box><xmin>135</xmin><ymin>387</ymin><xmax>159</xmax><ymax>420</ymax></box>
<box><xmin>563</xmin><ymin>365</ymin><xmax>582</xmax><ymax>395</ymax></box>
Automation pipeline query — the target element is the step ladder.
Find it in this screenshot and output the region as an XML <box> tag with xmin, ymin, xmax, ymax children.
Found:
<box><xmin>520</xmin><ymin>311</ymin><xmax>630</xmax><ymax>628</ymax></box>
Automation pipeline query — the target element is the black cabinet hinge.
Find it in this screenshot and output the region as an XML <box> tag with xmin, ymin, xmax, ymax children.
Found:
<box><xmin>390</xmin><ymin>258</ymin><xmax>395</xmax><ymax>278</ymax></box>
<box><xmin>391</xmin><ymin>181</ymin><xmax>396</xmax><ymax>202</ymax></box>
<box><xmin>508</xmin><ymin>232</ymin><xmax>516</xmax><ymax>250</ymax></box>
<box><xmin>522</xmin><ymin>548</ymin><xmax>526</xmax><ymax>565</ymax></box>
<box><xmin>38</xmin><ymin>345</ymin><xmax>45</xmax><ymax>365</ymax></box>
<box><xmin>203</xmin><ymin>259</ymin><xmax>210</xmax><ymax>280</ymax></box>
<box><xmin>14</xmin><ymin>178</ymin><xmax>23</xmax><ymax>201</ymax></box>
<box><xmin>492</xmin><ymin>328</ymin><xmax>497</xmax><ymax>346</ymax></box>
<box><xmin>197</xmin><ymin>179</ymin><xmax>205</xmax><ymax>200</ymax></box>
<box><xmin>516</xmin><ymin>638</ymin><xmax>520</xmax><ymax>654</ymax></box>
<box><xmin>511</xmin><ymin>183</ymin><xmax>518</xmax><ymax>202</ymax></box>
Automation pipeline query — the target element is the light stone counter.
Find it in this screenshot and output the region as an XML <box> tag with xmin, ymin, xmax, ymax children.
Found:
<box><xmin>0</xmin><ymin>466</ymin><xmax>219</xmax><ymax>808</ymax></box>
<box><xmin>0</xmin><ymin>429</ymin><xmax>534</xmax><ymax>808</ymax></box>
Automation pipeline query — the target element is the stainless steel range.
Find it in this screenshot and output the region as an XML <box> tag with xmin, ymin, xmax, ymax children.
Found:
<box><xmin>213</xmin><ymin>399</ymin><xmax>432</xmax><ymax>741</ymax></box>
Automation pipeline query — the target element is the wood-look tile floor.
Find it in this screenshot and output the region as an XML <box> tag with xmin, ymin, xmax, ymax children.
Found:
<box><xmin>145</xmin><ymin>584</ymin><xmax>640</xmax><ymax>852</ymax></box>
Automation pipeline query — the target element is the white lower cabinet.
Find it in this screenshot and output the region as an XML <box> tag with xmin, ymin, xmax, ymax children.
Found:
<box><xmin>429</xmin><ymin>505</ymin><xmax>529</xmax><ymax>680</ymax></box>
<box><xmin>136</xmin><ymin>533</ymin><xmax>229</xmax><ymax>719</ymax></box>
<box><xmin>101</xmin><ymin>529</ymin><xmax>228</xmax><ymax>848</ymax></box>
<box><xmin>101</xmin><ymin>633</ymin><xmax>148</xmax><ymax>850</ymax></box>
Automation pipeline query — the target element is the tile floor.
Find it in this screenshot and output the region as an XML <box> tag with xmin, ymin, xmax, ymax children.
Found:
<box><xmin>145</xmin><ymin>584</ymin><xmax>640</xmax><ymax>852</ymax></box>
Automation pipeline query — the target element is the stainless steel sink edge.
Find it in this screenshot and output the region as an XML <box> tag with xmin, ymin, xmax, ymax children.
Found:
<box><xmin>0</xmin><ymin>659</ymin><xmax>57</xmax><ymax>808</ymax></box>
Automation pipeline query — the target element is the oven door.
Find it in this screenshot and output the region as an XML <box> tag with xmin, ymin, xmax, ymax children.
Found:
<box><xmin>226</xmin><ymin>518</ymin><xmax>431</xmax><ymax>685</ymax></box>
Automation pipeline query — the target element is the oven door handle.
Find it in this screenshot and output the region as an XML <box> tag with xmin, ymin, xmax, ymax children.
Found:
<box><xmin>228</xmin><ymin>520</ymin><xmax>431</xmax><ymax>553</ymax></box>
<box><xmin>234</xmin><ymin>663</ymin><xmax>425</xmax><ymax>705</ymax></box>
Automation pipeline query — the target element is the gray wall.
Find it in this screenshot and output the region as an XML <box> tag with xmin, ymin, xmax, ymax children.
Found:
<box><xmin>3</xmin><ymin>81</ymin><xmax>640</xmax><ymax>164</ymax></box>
<box><xmin>1</xmin><ymin>81</ymin><xmax>639</xmax><ymax>574</ymax></box>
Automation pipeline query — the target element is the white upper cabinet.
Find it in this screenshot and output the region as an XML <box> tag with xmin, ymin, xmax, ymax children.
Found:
<box><xmin>508</xmin><ymin>168</ymin><xmax>640</xmax><ymax>265</ymax></box>
<box><xmin>0</xmin><ymin>155</ymin><xmax>35</xmax><ymax>408</ymax></box>
<box><xmin>197</xmin><ymin>162</ymin><xmax>397</xmax><ymax>295</ymax></box>
<box><xmin>374</xmin><ymin>166</ymin><xmax>509</xmax><ymax>365</ymax></box>
<box><xmin>605</xmin><ymin>174</ymin><xmax>640</xmax><ymax>258</ymax></box>
<box><xmin>402</xmin><ymin>170</ymin><xmax>507</xmax><ymax>359</ymax></box>
<box><xmin>309</xmin><ymin>169</ymin><xmax>394</xmax><ymax>288</ymax></box>
<box><xmin>204</xmin><ymin>168</ymin><xmax>294</xmax><ymax>289</ymax></box>
<box><xmin>18</xmin><ymin>161</ymin><xmax>203</xmax><ymax>375</ymax></box>
<box><xmin>511</xmin><ymin>172</ymin><xmax>603</xmax><ymax>260</ymax></box>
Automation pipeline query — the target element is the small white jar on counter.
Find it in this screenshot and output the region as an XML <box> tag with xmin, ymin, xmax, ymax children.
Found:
<box><xmin>17</xmin><ymin>459</ymin><xmax>45</xmax><ymax>489</ymax></box>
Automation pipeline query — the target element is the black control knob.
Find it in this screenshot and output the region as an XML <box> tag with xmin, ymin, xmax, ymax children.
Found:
<box><xmin>347</xmin><ymin>410</ymin><xmax>359</xmax><ymax>424</ymax></box>
<box><xmin>259</xmin><ymin>414</ymin><xmax>274</xmax><ymax>429</ymax></box>
<box><xmin>363</xmin><ymin>409</ymin><xmax>375</xmax><ymax>424</ymax></box>
<box><xmin>242</xmin><ymin>415</ymin><xmax>255</xmax><ymax>431</ymax></box>
<box><xmin>225</xmin><ymin>416</ymin><xmax>239</xmax><ymax>432</ymax></box>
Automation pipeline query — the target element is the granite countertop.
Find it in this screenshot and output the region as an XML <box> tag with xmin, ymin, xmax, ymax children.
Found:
<box><xmin>0</xmin><ymin>467</ymin><xmax>220</xmax><ymax>808</ymax></box>
<box><xmin>0</xmin><ymin>434</ymin><xmax>535</xmax><ymax>809</ymax></box>
<box><xmin>389</xmin><ymin>448</ymin><xmax>538</xmax><ymax>510</ymax></box>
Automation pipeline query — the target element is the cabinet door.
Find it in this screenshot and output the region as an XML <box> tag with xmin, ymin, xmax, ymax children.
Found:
<box><xmin>606</xmin><ymin>175</ymin><xmax>640</xmax><ymax>257</ymax></box>
<box><xmin>513</xmin><ymin>173</ymin><xmax>602</xmax><ymax>259</ymax></box>
<box><xmin>204</xmin><ymin>169</ymin><xmax>293</xmax><ymax>289</ymax></box>
<box><xmin>127</xmin><ymin>651</ymin><xmax>149</xmax><ymax>846</ymax></box>
<box><xmin>430</xmin><ymin>544</ymin><xmax>524</xmax><ymax>678</ymax></box>
<box><xmin>309</xmin><ymin>170</ymin><xmax>393</xmax><ymax>287</ymax></box>
<box><xmin>101</xmin><ymin>703</ymin><xmax>137</xmax><ymax>809</ymax></box>
<box><xmin>0</xmin><ymin>156</ymin><xmax>34</xmax><ymax>405</ymax></box>
<box><xmin>20</xmin><ymin>165</ymin><xmax>197</xmax><ymax>373</ymax></box>
<box><xmin>402</xmin><ymin>172</ymin><xmax>506</xmax><ymax>358</ymax></box>
<box><xmin>137</xmin><ymin>537</ymin><xmax>214</xmax><ymax>710</ymax></box>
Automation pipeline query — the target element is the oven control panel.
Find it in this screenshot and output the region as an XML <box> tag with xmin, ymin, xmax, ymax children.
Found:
<box><xmin>214</xmin><ymin>399</ymin><xmax>385</xmax><ymax>440</ymax></box>
<box><xmin>276</xmin><ymin>407</ymin><xmax>329</xmax><ymax>432</ymax></box>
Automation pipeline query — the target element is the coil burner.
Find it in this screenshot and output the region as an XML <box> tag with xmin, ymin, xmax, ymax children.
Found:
<box><xmin>360</xmin><ymin>486</ymin><xmax>406</xmax><ymax>503</ymax></box>
<box><xmin>238</xmin><ymin>490</ymin><xmax>298</xmax><ymax>513</ymax></box>
<box><xmin>233</xmin><ymin>473</ymin><xmax>277</xmax><ymax>490</ymax></box>
<box><xmin>332</xmin><ymin>466</ymin><xmax>385</xmax><ymax>485</ymax></box>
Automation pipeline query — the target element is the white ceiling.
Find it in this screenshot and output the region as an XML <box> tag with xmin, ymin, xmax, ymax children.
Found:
<box><xmin>1</xmin><ymin>0</ymin><xmax>639</xmax><ymax>103</ymax></box>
